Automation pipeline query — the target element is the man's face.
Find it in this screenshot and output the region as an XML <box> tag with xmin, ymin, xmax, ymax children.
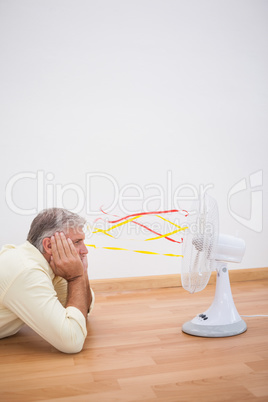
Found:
<box><xmin>65</xmin><ymin>227</ymin><xmax>88</xmax><ymax>259</ymax></box>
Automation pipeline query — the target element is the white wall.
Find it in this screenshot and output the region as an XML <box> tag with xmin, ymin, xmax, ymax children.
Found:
<box><xmin>0</xmin><ymin>0</ymin><xmax>267</xmax><ymax>279</ymax></box>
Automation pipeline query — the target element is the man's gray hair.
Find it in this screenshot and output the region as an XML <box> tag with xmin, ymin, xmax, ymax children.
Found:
<box><xmin>27</xmin><ymin>208</ymin><xmax>86</xmax><ymax>253</ymax></box>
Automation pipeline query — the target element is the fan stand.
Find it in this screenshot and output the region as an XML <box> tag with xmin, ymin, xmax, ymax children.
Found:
<box><xmin>182</xmin><ymin>262</ymin><xmax>247</xmax><ymax>337</ymax></box>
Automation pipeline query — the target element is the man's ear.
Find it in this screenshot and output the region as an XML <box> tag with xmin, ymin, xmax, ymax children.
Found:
<box><xmin>42</xmin><ymin>238</ymin><xmax>52</xmax><ymax>256</ymax></box>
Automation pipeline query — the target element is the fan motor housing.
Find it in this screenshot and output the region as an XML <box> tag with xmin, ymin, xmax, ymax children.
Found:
<box><xmin>214</xmin><ymin>234</ymin><xmax>245</xmax><ymax>263</ymax></box>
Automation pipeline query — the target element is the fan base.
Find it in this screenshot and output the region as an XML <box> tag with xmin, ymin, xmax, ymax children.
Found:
<box><xmin>182</xmin><ymin>319</ymin><xmax>247</xmax><ymax>337</ymax></box>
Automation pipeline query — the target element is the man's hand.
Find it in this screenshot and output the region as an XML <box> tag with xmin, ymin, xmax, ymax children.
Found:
<box><xmin>80</xmin><ymin>254</ymin><xmax>88</xmax><ymax>273</ymax></box>
<box><xmin>50</xmin><ymin>232</ymin><xmax>84</xmax><ymax>282</ymax></box>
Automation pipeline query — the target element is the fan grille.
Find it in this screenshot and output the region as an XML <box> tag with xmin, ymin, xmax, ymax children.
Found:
<box><xmin>181</xmin><ymin>195</ymin><xmax>219</xmax><ymax>293</ymax></box>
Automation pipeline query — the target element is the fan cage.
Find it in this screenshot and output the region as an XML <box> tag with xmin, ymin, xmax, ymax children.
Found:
<box><xmin>181</xmin><ymin>195</ymin><xmax>219</xmax><ymax>293</ymax></box>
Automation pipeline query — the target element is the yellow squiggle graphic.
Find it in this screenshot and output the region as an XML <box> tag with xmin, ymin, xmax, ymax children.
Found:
<box><xmin>86</xmin><ymin>244</ymin><xmax>183</xmax><ymax>257</ymax></box>
<box><xmin>92</xmin><ymin>215</ymin><xmax>141</xmax><ymax>238</ymax></box>
<box><xmin>145</xmin><ymin>226</ymin><xmax>188</xmax><ymax>241</ymax></box>
<box><xmin>155</xmin><ymin>215</ymin><xmax>183</xmax><ymax>228</ymax></box>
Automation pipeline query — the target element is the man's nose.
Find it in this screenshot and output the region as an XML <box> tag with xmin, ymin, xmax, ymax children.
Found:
<box><xmin>81</xmin><ymin>242</ymin><xmax>88</xmax><ymax>254</ymax></box>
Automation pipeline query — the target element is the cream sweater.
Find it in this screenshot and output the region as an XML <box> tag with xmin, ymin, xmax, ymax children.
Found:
<box><xmin>0</xmin><ymin>241</ymin><xmax>94</xmax><ymax>353</ymax></box>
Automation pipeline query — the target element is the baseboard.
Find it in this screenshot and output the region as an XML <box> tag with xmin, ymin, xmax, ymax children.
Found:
<box><xmin>91</xmin><ymin>267</ymin><xmax>268</xmax><ymax>292</ymax></box>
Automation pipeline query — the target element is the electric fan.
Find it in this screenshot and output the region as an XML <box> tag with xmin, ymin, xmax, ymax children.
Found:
<box><xmin>181</xmin><ymin>194</ymin><xmax>247</xmax><ymax>337</ymax></box>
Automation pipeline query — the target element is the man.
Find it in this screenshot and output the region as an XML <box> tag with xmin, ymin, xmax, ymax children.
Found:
<box><xmin>0</xmin><ymin>208</ymin><xmax>94</xmax><ymax>353</ymax></box>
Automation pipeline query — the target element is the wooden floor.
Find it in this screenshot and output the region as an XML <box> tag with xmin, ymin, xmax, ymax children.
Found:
<box><xmin>0</xmin><ymin>279</ymin><xmax>267</xmax><ymax>402</ymax></box>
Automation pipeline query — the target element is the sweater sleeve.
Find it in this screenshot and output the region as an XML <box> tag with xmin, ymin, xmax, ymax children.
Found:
<box><xmin>53</xmin><ymin>275</ymin><xmax>95</xmax><ymax>314</ymax></box>
<box><xmin>2</xmin><ymin>267</ymin><xmax>87</xmax><ymax>354</ymax></box>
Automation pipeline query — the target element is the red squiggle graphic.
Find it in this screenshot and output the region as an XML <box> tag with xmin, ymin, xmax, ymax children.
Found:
<box><xmin>107</xmin><ymin>209</ymin><xmax>188</xmax><ymax>224</ymax></box>
<box><xmin>131</xmin><ymin>221</ymin><xmax>183</xmax><ymax>244</ymax></box>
